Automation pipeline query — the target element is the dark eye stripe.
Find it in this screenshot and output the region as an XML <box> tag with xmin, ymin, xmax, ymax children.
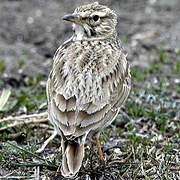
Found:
<box><xmin>81</xmin><ymin>17</ymin><xmax>86</xmax><ymax>20</ymax></box>
<box><xmin>90</xmin><ymin>28</ymin><xmax>96</xmax><ymax>36</ymax></box>
<box><xmin>81</xmin><ymin>16</ymin><xmax>106</xmax><ymax>21</ymax></box>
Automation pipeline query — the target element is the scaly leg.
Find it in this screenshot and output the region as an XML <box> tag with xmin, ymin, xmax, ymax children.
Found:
<box><xmin>94</xmin><ymin>132</ymin><xmax>105</xmax><ymax>164</ymax></box>
<box><xmin>95</xmin><ymin>137</ymin><xmax>104</xmax><ymax>163</ymax></box>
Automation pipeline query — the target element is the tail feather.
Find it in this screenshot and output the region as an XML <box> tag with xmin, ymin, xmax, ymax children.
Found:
<box><xmin>61</xmin><ymin>140</ymin><xmax>84</xmax><ymax>178</ymax></box>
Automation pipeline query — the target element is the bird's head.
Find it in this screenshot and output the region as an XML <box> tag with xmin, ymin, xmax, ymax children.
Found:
<box><xmin>62</xmin><ymin>2</ymin><xmax>117</xmax><ymax>40</ymax></box>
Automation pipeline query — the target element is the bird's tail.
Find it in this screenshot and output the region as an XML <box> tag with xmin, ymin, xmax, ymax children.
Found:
<box><xmin>61</xmin><ymin>140</ymin><xmax>84</xmax><ymax>178</ymax></box>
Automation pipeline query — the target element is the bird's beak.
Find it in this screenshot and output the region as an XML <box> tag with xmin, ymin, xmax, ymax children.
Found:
<box><xmin>62</xmin><ymin>14</ymin><xmax>79</xmax><ymax>23</ymax></box>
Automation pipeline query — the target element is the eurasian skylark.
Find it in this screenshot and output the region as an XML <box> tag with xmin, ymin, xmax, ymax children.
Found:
<box><xmin>47</xmin><ymin>2</ymin><xmax>131</xmax><ymax>178</ymax></box>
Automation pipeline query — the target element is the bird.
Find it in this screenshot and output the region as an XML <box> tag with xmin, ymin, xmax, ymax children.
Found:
<box><xmin>46</xmin><ymin>2</ymin><xmax>131</xmax><ymax>178</ymax></box>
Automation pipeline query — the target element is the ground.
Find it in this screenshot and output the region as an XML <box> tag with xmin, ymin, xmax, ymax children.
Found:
<box><xmin>0</xmin><ymin>0</ymin><xmax>180</xmax><ymax>179</ymax></box>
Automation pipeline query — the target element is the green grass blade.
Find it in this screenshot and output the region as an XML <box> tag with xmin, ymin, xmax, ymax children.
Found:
<box><xmin>0</xmin><ymin>89</ymin><xmax>11</xmax><ymax>111</ymax></box>
<box><xmin>6</xmin><ymin>141</ymin><xmax>57</xmax><ymax>168</ymax></box>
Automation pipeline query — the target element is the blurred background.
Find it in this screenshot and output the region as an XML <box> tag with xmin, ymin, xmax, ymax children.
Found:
<box><xmin>0</xmin><ymin>0</ymin><xmax>179</xmax><ymax>78</ymax></box>
<box><xmin>0</xmin><ymin>0</ymin><xmax>179</xmax><ymax>179</ymax></box>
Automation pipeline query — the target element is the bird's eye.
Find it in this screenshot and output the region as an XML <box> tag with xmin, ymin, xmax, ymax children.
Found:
<box><xmin>93</xmin><ymin>15</ymin><xmax>99</xmax><ymax>21</ymax></box>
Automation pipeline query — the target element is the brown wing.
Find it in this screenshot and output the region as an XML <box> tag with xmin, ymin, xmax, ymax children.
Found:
<box><xmin>47</xmin><ymin>40</ymin><xmax>131</xmax><ymax>139</ymax></box>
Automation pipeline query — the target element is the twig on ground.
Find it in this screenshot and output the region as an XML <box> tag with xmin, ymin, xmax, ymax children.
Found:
<box><xmin>36</xmin><ymin>130</ymin><xmax>57</xmax><ymax>153</ymax></box>
<box><xmin>0</xmin><ymin>176</ymin><xmax>35</xmax><ymax>179</ymax></box>
<box><xmin>11</xmin><ymin>162</ymin><xmax>57</xmax><ymax>169</ymax></box>
<box><xmin>121</xmin><ymin>163</ymin><xmax>132</xmax><ymax>178</ymax></box>
<box><xmin>34</xmin><ymin>166</ymin><xmax>40</xmax><ymax>180</ymax></box>
<box><xmin>120</xmin><ymin>152</ymin><xmax>133</xmax><ymax>163</ymax></box>
<box><xmin>0</xmin><ymin>112</ymin><xmax>48</xmax><ymax>123</ymax></box>
<box><xmin>31</xmin><ymin>123</ymin><xmax>53</xmax><ymax>129</ymax></box>
<box><xmin>0</xmin><ymin>112</ymin><xmax>48</xmax><ymax>131</ymax></box>
<box><xmin>108</xmin><ymin>152</ymin><xmax>134</xmax><ymax>166</ymax></box>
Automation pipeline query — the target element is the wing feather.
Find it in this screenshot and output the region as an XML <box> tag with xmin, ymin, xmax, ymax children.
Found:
<box><xmin>47</xmin><ymin>39</ymin><xmax>131</xmax><ymax>138</ymax></box>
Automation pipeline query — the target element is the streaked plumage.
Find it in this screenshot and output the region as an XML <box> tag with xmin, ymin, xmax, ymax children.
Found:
<box><xmin>47</xmin><ymin>2</ymin><xmax>131</xmax><ymax>178</ymax></box>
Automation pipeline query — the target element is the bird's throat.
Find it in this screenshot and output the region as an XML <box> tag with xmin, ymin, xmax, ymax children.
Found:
<box><xmin>72</xmin><ymin>23</ymin><xmax>85</xmax><ymax>41</ymax></box>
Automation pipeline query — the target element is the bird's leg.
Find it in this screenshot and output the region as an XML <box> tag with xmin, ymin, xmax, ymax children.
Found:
<box><xmin>94</xmin><ymin>132</ymin><xmax>104</xmax><ymax>164</ymax></box>
<box><xmin>95</xmin><ymin>137</ymin><xmax>104</xmax><ymax>163</ymax></box>
<box><xmin>36</xmin><ymin>130</ymin><xmax>57</xmax><ymax>153</ymax></box>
